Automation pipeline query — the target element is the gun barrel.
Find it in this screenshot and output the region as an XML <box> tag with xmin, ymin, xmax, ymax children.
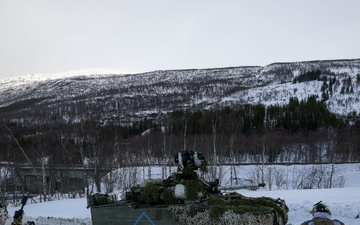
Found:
<box><xmin>13</xmin><ymin>196</ymin><xmax>28</xmax><ymax>219</ymax></box>
<box><xmin>220</xmin><ymin>183</ymin><xmax>266</xmax><ymax>191</ymax></box>
<box><xmin>20</xmin><ymin>196</ymin><xmax>28</xmax><ymax>209</ymax></box>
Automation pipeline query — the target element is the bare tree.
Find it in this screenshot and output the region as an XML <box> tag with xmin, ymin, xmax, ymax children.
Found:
<box><xmin>229</xmin><ymin>135</ymin><xmax>237</xmax><ymax>187</ymax></box>
<box><xmin>73</xmin><ymin>124</ymin><xmax>91</xmax><ymax>195</ymax></box>
<box><xmin>211</xmin><ymin>117</ymin><xmax>218</xmax><ymax>180</ymax></box>
<box><xmin>273</xmin><ymin>167</ymin><xmax>287</xmax><ymax>190</ymax></box>
<box><xmin>2</xmin><ymin>125</ymin><xmax>45</xmax><ymax>200</ymax></box>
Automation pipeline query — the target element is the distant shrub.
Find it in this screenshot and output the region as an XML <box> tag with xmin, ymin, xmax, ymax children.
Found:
<box><xmin>0</xmin><ymin>97</ymin><xmax>48</xmax><ymax>113</ymax></box>
<box><xmin>293</xmin><ymin>70</ymin><xmax>322</xmax><ymax>83</ymax></box>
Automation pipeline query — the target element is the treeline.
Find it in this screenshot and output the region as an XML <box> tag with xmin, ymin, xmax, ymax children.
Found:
<box><xmin>164</xmin><ymin>95</ymin><xmax>341</xmax><ymax>136</ymax></box>
<box><xmin>293</xmin><ymin>70</ymin><xmax>322</xmax><ymax>83</ymax></box>
<box><xmin>1</xmin><ymin>95</ymin><xmax>359</xmax><ymax>166</ymax></box>
<box><xmin>0</xmin><ymin>96</ymin><xmax>360</xmax><ymax>163</ymax></box>
<box><xmin>0</xmin><ymin>96</ymin><xmax>360</xmax><ymax>195</ymax></box>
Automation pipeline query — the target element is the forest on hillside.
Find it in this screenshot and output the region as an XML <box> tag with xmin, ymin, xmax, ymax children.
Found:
<box><xmin>1</xmin><ymin>96</ymin><xmax>359</xmax><ymax>165</ymax></box>
<box><xmin>0</xmin><ymin>95</ymin><xmax>359</xmax><ymax>196</ymax></box>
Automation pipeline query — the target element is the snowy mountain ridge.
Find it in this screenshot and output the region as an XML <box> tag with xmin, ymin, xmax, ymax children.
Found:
<box><xmin>0</xmin><ymin>58</ymin><xmax>359</xmax><ymax>124</ymax></box>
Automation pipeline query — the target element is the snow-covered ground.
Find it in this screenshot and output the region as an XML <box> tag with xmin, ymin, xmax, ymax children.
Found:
<box><xmin>4</xmin><ymin>163</ymin><xmax>360</xmax><ymax>225</ymax></box>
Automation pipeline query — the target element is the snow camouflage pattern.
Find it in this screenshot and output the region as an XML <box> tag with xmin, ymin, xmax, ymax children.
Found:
<box><xmin>301</xmin><ymin>212</ymin><xmax>345</xmax><ymax>225</ymax></box>
<box><xmin>0</xmin><ymin>207</ymin><xmax>10</xmax><ymax>225</ymax></box>
<box><xmin>301</xmin><ymin>218</ymin><xmax>344</xmax><ymax>225</ymax></box>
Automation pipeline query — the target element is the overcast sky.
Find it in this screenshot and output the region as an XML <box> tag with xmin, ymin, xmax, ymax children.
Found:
<box><xmin>1</xmin><ymin>0</ymin><xmax>359</xmax><ymax>80</ymax></box>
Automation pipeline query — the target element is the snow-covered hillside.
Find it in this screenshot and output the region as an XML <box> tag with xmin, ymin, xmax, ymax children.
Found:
<box><xmin>0</xmin><ymin>59</ymin><xmax>359</xmax><ymax>125</ymax></box>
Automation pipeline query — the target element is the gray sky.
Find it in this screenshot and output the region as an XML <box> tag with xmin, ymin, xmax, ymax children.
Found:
<box><xmin>1</xmin><ymin>0</ymin><xmax>359</xmax><ymax>79</ymax></box>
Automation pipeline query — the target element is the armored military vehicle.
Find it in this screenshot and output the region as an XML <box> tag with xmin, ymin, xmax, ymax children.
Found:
<box><xmin>87</xmin><ymin>150</ymin><xmax>288</xmax><ymax>225</ymax></box>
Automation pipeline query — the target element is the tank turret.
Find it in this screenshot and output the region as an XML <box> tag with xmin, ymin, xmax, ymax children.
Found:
<box><xmin>124</xmin><ymin>150</ymin><xmax>219</xmax><ymax>205</ymax></box>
